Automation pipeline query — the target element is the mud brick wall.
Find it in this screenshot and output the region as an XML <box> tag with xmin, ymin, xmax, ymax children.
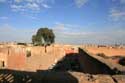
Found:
<box><xmin>7</xmin><ymin>48</ymin><xmax>26</xmax><ymax>70</ymax></box>
<box><xmin>0</xmin><ymin>47</ymin><xmax>26</xmax><ymax>70</ymax></box>
<box><xmin>78</xmin><ymin>48</ymin><xmax>114</xmax><ymax>74</ymax></box>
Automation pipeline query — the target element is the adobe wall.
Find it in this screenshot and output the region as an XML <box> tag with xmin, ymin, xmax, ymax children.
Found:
<box><xmin>0</xmin><ymin>46</ymin><xmax>26</xmax><ymax>70</ymax></box>
<box><xmin>0</xmin><ymin>53</ymin><xmax>7</xmax><ymax>68</ymax></box>
<box><xmin>0</xmin><ymin>47</ymin><xmax>9</xmax><ymax>68</ymax></box>
<box><xmin>7</xmin><ymin>48</ymin><xmax>26</xmax><ymax>70</ymax></box>
<box><xmin>51</xmin><ymin>47</ymin><xmax>116</xmax><ymax>74</ymax></box>
<box><xmin>78</xmin><ymin>48</ymin><xmax>114</xmax><ymax>74</ymax></box>
<box><xmin>0</xmin><ymin>44</ymin><xmax>124</xmax><ymax>73</ymax></box>
<box><xmin>84</xmin><ymin>47</ymin><xmax>125</xmax><ymax>56</ymax></box>
<box><xmin>25</xmin><ymin>45</ymin><xmax>66</xmax><ymax>71</ymax></box>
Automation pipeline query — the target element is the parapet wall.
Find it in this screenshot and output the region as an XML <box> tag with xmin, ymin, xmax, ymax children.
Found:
<box><xmin>52</xmin><ymin>48</ymin><xmax>117</xmax><ymax>74</ymax></box>
<box><xmin>78</xmin><ymin>48</ymin><xmax>114</xmax><ymax>74</ymax></box>
<box><xmin>84</xmin><ymin>48</ymin><xmax>125</xmax><ymax>73</ymax></box>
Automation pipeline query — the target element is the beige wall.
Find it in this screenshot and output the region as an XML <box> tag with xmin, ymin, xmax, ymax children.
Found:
<box><xmin>0</xmin><ymin>46</ymin><xmax>26</xmax><ymax>70</ymax></box>
<box><xmin>0</xmin><ymin>53</ymin><xmax>7</xmax><ymax>68</ymax></box>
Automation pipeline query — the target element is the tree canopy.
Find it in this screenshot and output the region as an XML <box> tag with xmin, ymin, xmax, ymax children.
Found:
<box><xmin>32</xmin><ymin>28</ymin><xmax>55</xmax><ymax>46</ymax></box>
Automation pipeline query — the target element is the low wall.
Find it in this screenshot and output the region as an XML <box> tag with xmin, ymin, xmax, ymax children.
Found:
<box><xmin>78</xmin><ymin>48</ymin><xmax>114</xmax><ymax>74</ymax></box>
<box><xmin>52</xmin><ymin>48</ymin><xmax>116</xmax><ymax>74</ymax></box>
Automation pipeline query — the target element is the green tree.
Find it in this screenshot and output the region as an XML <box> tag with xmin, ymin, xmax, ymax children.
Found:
<box><xmin>32</xmin><ymin>28</ymin><xmax>55</xmax><ymax>46</ymax></box>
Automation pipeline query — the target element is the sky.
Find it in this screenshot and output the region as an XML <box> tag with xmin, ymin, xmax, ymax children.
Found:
<box><xmin>0</xmin><ymin>0</ymin><xmax>125</xmax><ymax>45</ymax></box>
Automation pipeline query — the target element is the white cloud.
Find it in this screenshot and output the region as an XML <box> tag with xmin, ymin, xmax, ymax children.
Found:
<box><xmin>53</xmin><ymin>23</ymin><xmax>125</xmax><ymax>44</ymax></box>
<box><xmin>0</xmin><ymin>16</ymin><xmax>8</xmax><ymax>20</ymax></box>
<box><xmin>27</xmin><ymin>3</ymin><xmax>40</xmax><ymax>10</ymax></box>
<box><xmin>28</xmin><ymin>16</ymin><xmax>38</xmax><ymax>20</ymax></box>
<box><xmin>120</xmin><ymin>0</ymin><xmax>125</xmax><ymax>4</ymax></box>
<box><xmin>14</xmin><ymin>0</ymin><xmax>44</xmax><ymax>3</ymax></box>
<box><xmin>26</xmin><ymin>0</ymin><xmax>34</xmax><ymax>2</ymax></box>
<box><xmin>11</xmin><ymin>4</ymin><xmax>26</xmax><ymax>11</ymax></box>
<box><xmin>11</xmin><ymin>3</ymin><xmax>40</xmax><ymax>12</ymax></box>
<box><xmin>109</xmin><ymin>8</ymin><xmax>125</xmax><ymax>21</ymax></box>
<box><xmin>54</xmin><ymin>23</ymin><xmax>69</xmax><ymax>31</ymax></box>
<box><xmin>0</xmin><ymin>0</ymin><xmax>6</xmax><ymax>2</ymax></box>
<box><xmin>74</xmin><ymin>0</ymin><xmax>88</xmax><ymax>8</ymax></box>
<box><xmin>0</xmin><ymin>0</ymin><xmax>51</xmax><ymax>13</ymax></box>
<box><xmin>0</xmin><ymin>24</ymin><xmax>13</xmax><ymax>32</ymax></box>
<box><xmin>112</xmin><ymin>0</ymin><xmax>125</xmax><ymax>4</ymax></box>
<box><xmin>0</xmin><ymin>23</ymin><xmax>125</xmax><ymax>44</ymax></box>
<box><xmin>42</xmin><ymin>4</ymin><xmax>51</xmax><ymax>8</ymax></box>
<box><xmin>110</xmin><ymin>0</ymin><xmax>125</xmax><ymax>21</ymax></box>
<box><xmin>0</xmin><ymin>24</ymin><xmax>35</xmax><ymax>42</ymax></box>
<box><xmin>15</xmin><ymin>0</ymin><xmax>22</xmax><ymax>3</ymax></box>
